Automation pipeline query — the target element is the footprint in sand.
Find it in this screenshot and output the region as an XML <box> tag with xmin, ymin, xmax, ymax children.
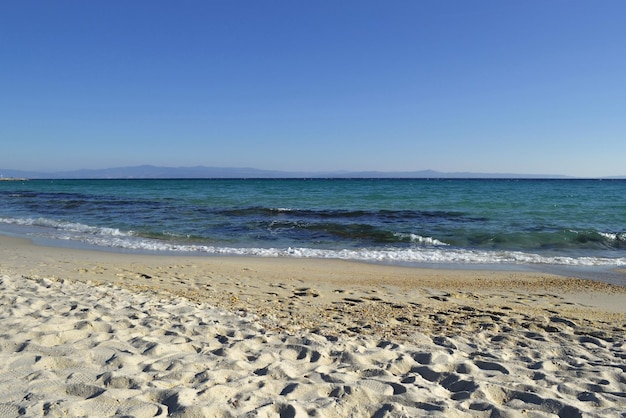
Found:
<box><xmin>293</xmin><ymin>288</ymin><xmax>319</xmax><ymax>298</ymax></box>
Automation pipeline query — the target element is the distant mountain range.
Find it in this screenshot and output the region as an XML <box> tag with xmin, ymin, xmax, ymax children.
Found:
<box><xmin>0</xmin><ymin>165</ymin><xmax>623</xmax><ymax>179</ymax></box>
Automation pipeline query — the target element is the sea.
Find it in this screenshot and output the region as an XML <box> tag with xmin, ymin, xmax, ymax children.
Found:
<box><xmin>1</xmin><ymin>178</ymin><xmax>625</xmax><ymax>284</ymax></box>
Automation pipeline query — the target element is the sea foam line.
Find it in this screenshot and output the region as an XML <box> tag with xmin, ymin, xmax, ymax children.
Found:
<box><xmin>2</xmin><ymin>217</ymin><xmax>625</xmax><ymax>267</ymax></box>
<box><xmin>0</xmin><ymin>217</ymin><xmax>130</xmax><ymax>237</ymax></box>
<box><xmin>59</xmin><ymin>234</ymin><xmax>626</xmax><ymax>267</ymax></box>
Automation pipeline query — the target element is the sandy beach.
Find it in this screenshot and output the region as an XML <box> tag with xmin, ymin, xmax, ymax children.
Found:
<box><xmin>1</xmin><ymin>235</ymin><xmax>625</xmax><ymax>417</ymax></box>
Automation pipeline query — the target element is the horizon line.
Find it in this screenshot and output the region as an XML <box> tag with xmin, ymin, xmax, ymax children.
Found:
<box><xmin>1</xmin><ymin>165</ymin><xmax>624</xmax><ymax>180</ymax></box>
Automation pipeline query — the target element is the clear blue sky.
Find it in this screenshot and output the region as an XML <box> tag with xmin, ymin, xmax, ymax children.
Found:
<box><xmin>1</xmin><ymin>1</ymin><xmax>625</xmax><ymax>177</ymax></box>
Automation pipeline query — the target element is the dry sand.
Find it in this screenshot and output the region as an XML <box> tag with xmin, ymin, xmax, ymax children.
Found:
<box><xmin>1</xmin><ymin>235</ymin><xmax>625</xmax><ymax>417</ymax></box>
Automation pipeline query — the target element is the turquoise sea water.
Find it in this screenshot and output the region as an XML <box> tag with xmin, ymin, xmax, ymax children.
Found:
<box><xmin>1</xmin><ymin>178</ymin><xmax>625</xmax><ymax>276</ymax></box>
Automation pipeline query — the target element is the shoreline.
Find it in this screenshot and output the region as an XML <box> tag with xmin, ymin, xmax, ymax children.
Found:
<box><xmin>5</xmin><ymin>225</ymin><xmax>626</xmax><ymax>287</ymax></box>
<box><xmin>1</xmin><ymin>234</ymin><xmax>625</xmax><ymax>416</ymax></box>
<box><xmin>1</xmin><ymin>233</ymin><xmax>625</xmax><ymax>338</ymax></box>
<box><xmin>1</xmin><ymin>233</ymin><xmax>625</xmax><ymax>308</ymax></box>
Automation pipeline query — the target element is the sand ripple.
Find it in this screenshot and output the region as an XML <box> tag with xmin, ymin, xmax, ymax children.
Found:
<box><xmin>1</xmin><ymin>274</ymin><xmax>625</xmax><ymax>417</ymax></box>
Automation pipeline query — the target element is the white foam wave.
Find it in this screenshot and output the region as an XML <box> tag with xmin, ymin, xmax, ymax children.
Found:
<box><xmin>2</xmin><ymin>217</ymin><xmax>624</xmax><ymax>267</ymax></box>
<box><xmin>0</xmin><ymin>217</ymin><xmax>129</xmax><ymax>237</ymax></box>
<box><xmin>69</xmin><ymin>236</ymin><xmax>626</xmax><ymax>267</ymax></box>
<box><xmin>598</xmin><ymin>231</ymin><xmax>626</xmax><ymax>241</ymax></box>
<box><xmin>394</xmin><ymin>232</ymin><xmax>449</xmax><ymax>246</ymax></box>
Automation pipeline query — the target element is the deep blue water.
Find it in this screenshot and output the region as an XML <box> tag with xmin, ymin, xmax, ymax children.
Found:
<box><xmin>1</xmin><ymin>179</ymin><xmax>625</xmax><ymax>271</ymax></box>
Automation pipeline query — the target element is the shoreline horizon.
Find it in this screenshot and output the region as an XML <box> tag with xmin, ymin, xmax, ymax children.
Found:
<box><xmin>3</xmin><ymin>164</ymin><xmax>626</xmax><ymax>179</ymax></box>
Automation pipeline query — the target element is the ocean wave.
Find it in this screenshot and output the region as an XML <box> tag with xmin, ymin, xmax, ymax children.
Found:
<box><xmin>218</xmin><ymin>207</ymin><xmax>481</xmax><ymax>223</ymax></box>
<box><xmin>0</xmin><ymin>217</ymin><xmax>130</xmax><ymax>237</ymax></box>
<box><xmin>565</xmin><ymin>229</ymin><xmax>626</xmax><ymax>249</ymax></box>
<box><xmin>393</xmin><ymin>233</ymin><xmax>449</xmax><ymax>246</ymax></box>
<box><xmin>2</xmin><ymin>216</ymin><xmax>625</xmax><ymax>267</ymax></box>
<box><xmin>597</xmin><ymin>231</ymin><xmax>626</xmax><ymax>242</ymax></box>
<box><xmin>49</xmin><ymin>234</ymin><xmax>626</xmax><ymax>267</ymax></box>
